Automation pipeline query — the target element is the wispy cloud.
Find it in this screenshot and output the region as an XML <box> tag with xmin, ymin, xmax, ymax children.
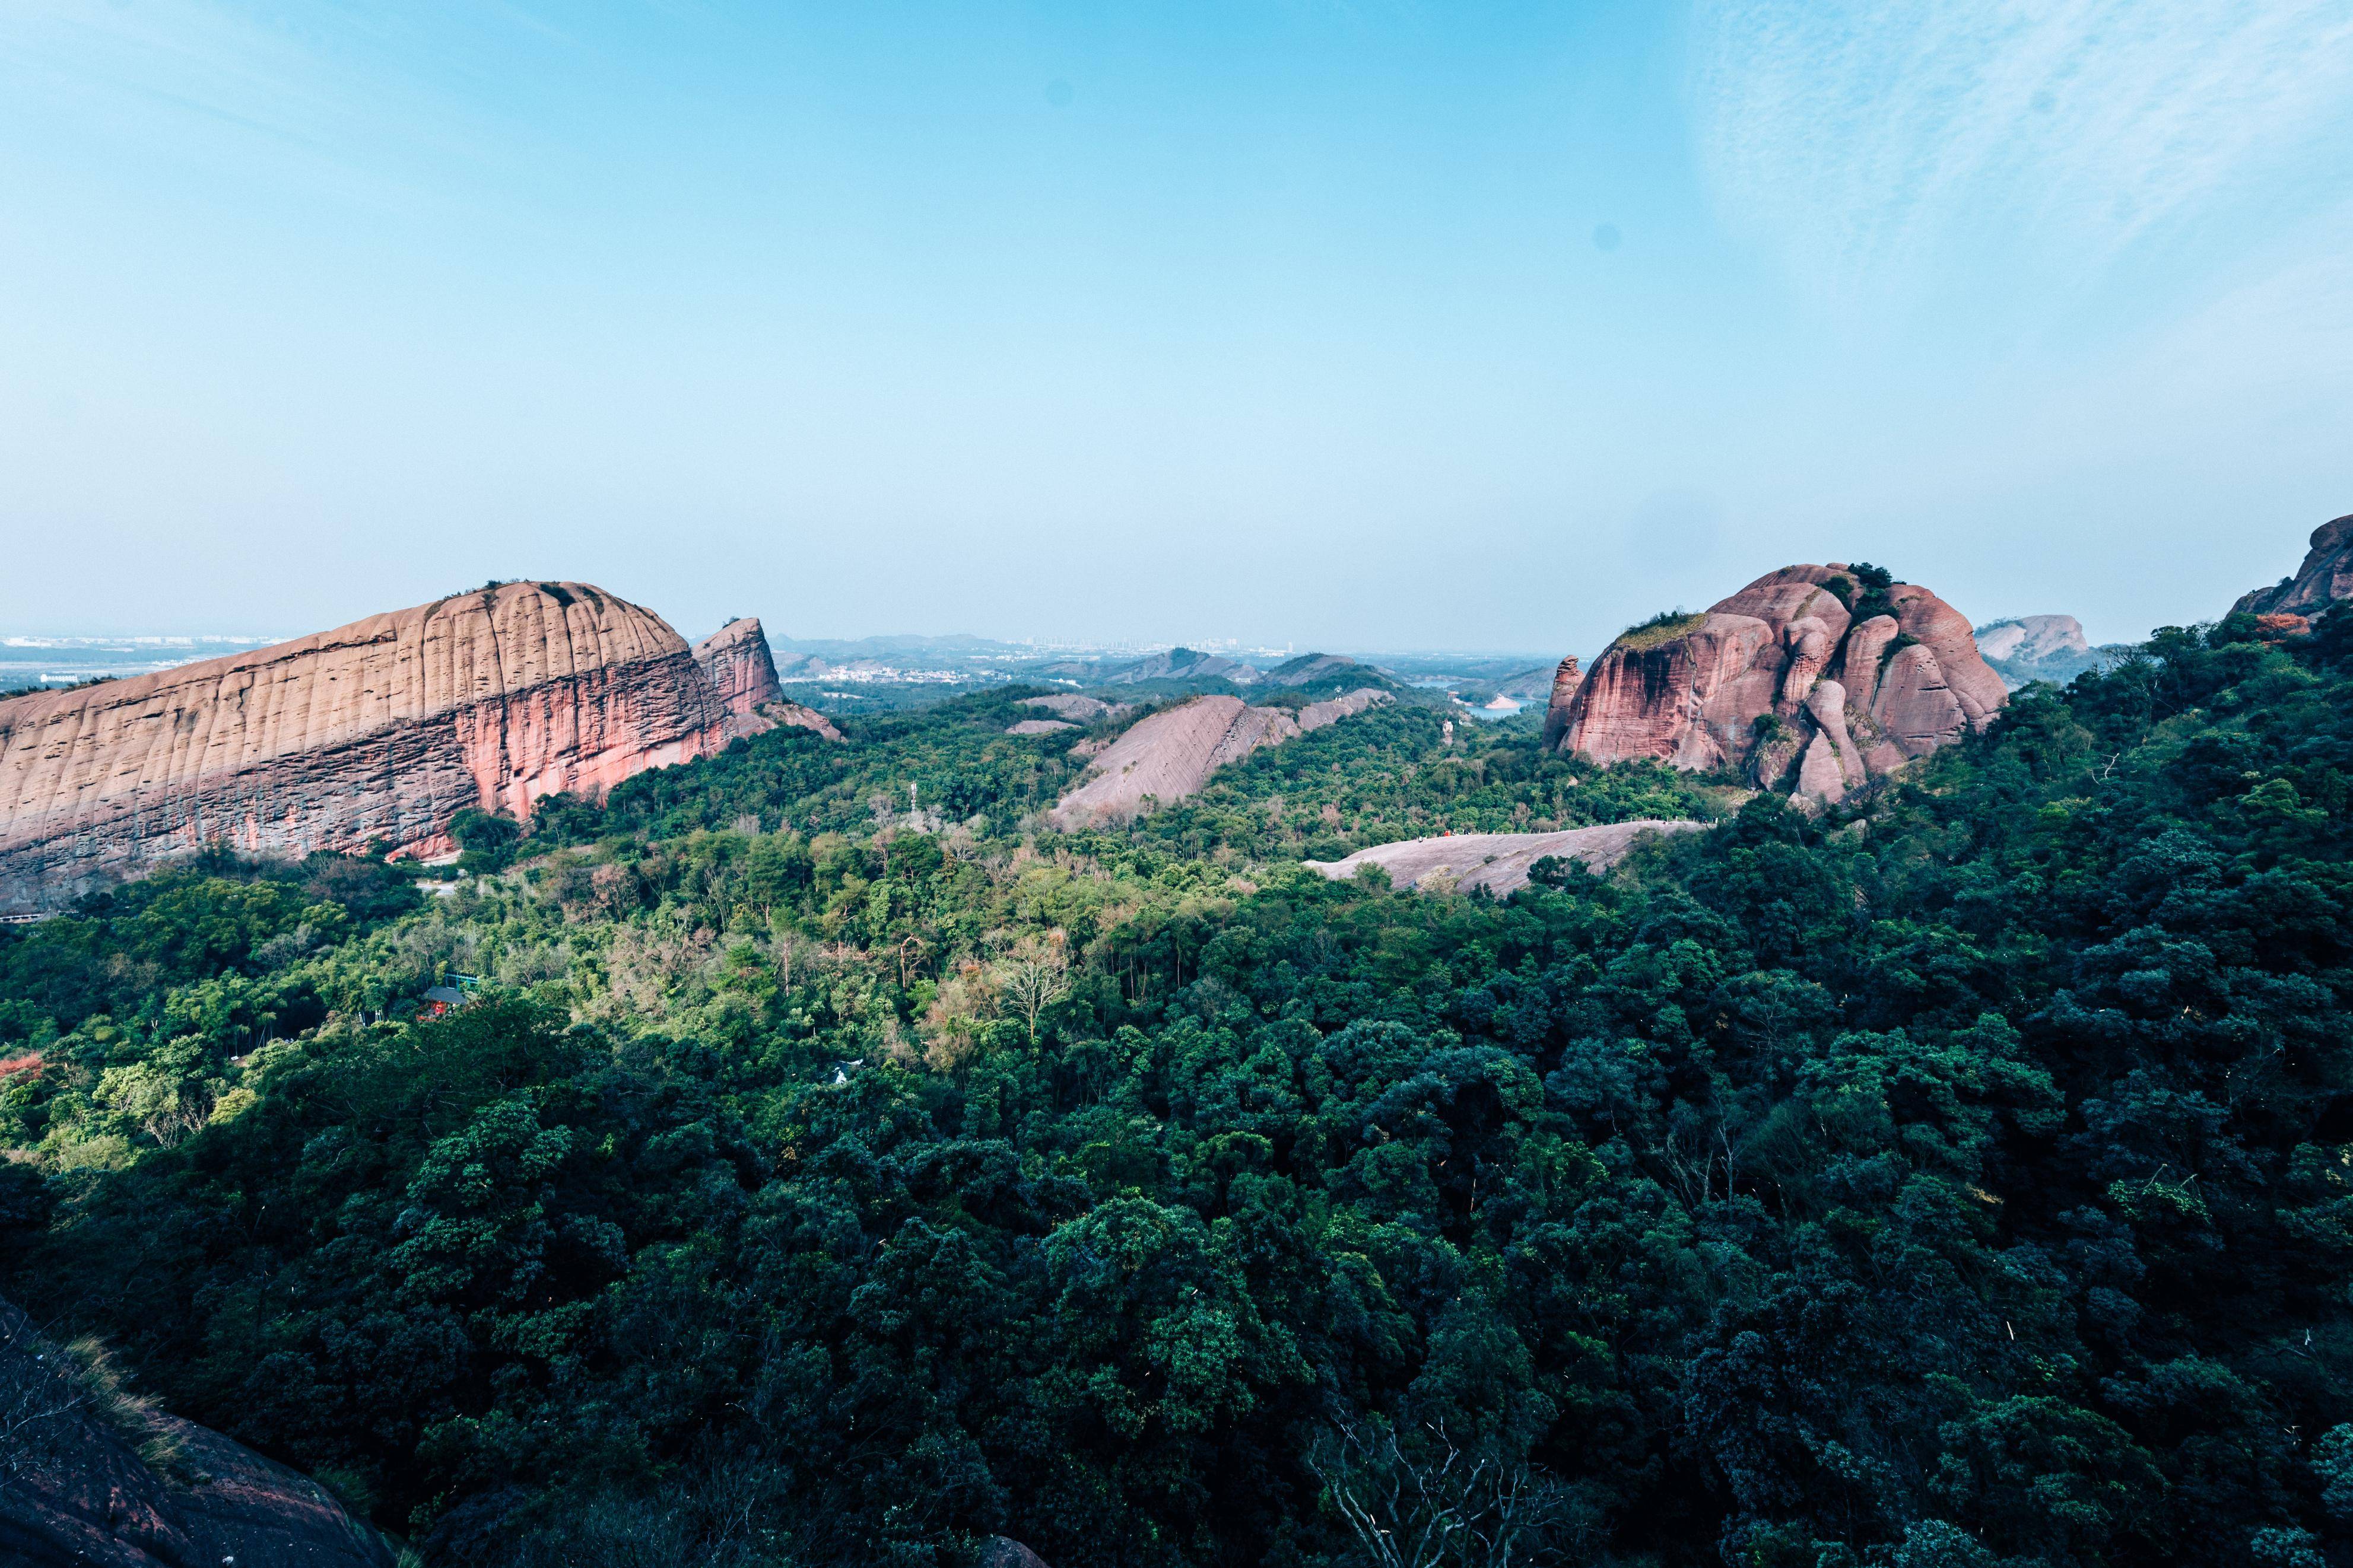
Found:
<box><xmin>1687</xmin><ymin>0</ymin><xmax>2353</xmax><ymax>313</ymax></box>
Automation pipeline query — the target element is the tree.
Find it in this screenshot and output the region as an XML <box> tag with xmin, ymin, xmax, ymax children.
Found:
<box><xmin>993</xmin><ymin>930</ymin><xmax>1071</xmax><ymax>1047</ymax></box>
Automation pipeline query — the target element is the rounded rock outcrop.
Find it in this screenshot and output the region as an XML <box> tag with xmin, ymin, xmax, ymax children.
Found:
<box><xmin>1554</xmin><ymin>564</ymin><xmax>2006</xmax><ymax>807</ymax></box>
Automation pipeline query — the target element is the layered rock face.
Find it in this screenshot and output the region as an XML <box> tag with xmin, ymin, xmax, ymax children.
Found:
<box><xmin>1050</xmin><ymin>690</ymin><xmax>1389</xmax><ymax>826</ymax></box>
<box><xmin>0</xmin><ymin>1299</ymin><xmax>392</xmax><ymax>1567</ymax></box>
<box><xmin>2237</xmin><ymin>514</ymin><xmax>2353</xmax><ymax>616</ymax></box>
<box><xmin>1555</xmin><ymin>566</ymin><xmax>2006</xmax><ymax>806</ymax></box>
<box><xmin>0</xmin><ymin>583</ymin><xmax>730</xmax><ymax>910</ymax></box>
<box><xmin>690</xmin><ymin>618</ymin><xmax>844</xmax><ymax>745</ymax></box>
<box><xmin>1540</xmin><ymin>656</ymin><xmax>1583</xmax><ymax>749</ymax></box>
<box><xmin>692</xmin><ymin>617</ymin><xmax>785</xmax><ymax>734</ymax></box>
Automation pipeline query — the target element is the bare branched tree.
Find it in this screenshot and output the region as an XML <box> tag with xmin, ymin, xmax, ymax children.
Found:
<box><xmin>1307</xmin><ymin>1416</ymin><xmax>1581</xmax><ymax>1568</ymax></box>
<box><xmin>994</xmin><ymin>930</ymin><xmax>1071</xmax><ymax>1048</ymax></box>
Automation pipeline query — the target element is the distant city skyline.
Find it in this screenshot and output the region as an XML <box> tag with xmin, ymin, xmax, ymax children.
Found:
<box><xmin>4</xmin><ymin>1</ymin><xmax>2349</xmax><ymax>653</ymax></box>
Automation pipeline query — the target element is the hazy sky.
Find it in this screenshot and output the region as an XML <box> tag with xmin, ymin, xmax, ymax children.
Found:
<box><xmin>5</xmin><ymin>1</ymin><xmax>2350</xmax><ymax>654</ymax></box>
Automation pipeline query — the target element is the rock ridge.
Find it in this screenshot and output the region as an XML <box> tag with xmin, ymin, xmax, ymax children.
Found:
<box><xmin>0</xmin><ymin>582</ymin><xmax>728</xmax><ymax>910</ymax></box>
<box><xmin>2236</xmin><ymin>514</ymin><xmax>2353</xmax><ymax>617</ymax></box>
<box><xmin>1050</xmin><ymin>690</ymin><xmax>1389</xmax><ymax>826</ymax></box>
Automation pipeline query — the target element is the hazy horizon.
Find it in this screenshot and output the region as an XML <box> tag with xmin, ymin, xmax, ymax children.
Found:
<box><xmin>5</xmin><ymin>1</ymin><xmax>2349</xmax><ymax>654</ymax></box>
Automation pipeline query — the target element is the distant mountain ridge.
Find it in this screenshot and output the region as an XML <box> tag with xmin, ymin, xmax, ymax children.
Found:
<box><xmin>1971</xmin><ymin>614</ymin><xmax>2125</xmax><ymax>689</ymax></box>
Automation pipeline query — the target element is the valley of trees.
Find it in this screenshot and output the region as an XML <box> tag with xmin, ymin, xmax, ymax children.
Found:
<box><xmin>3</xmin><ymin>609</ymin><xmax>2351</xmax><ymax>1567</ymax></box>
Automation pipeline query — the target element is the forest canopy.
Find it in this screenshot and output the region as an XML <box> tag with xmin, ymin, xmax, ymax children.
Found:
<box><xmin>3</xmin><ymin>609</ymin><xmax>2351</xmax><ymax>1567</ymax></box>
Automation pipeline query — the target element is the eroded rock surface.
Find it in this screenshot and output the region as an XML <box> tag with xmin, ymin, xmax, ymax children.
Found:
<box><xmin>1555</xmin><ymin>566</ymin><xmax>2006</xmax><ymax>807</ymax></box>
<box><xmin>0</xmin><ymin>583</ymin><xmax>729</xmax><ymax>910</ymax></box>
<box><xmin>693</xmin><ymin>618</ymin><xmax>846</xmax><ymax>745</ymax></box>
<box><xmin>692</xmin><ymin>617</ymin><xmax>785</xmax><ymax>737</ymax></box>
<box><xmin>2237</xmin><ymin>514</ymin><xmax>2353</xmax><ymax>616</ymax></box>
<box><xmin>1541</xmin><ymin>656</ymin><xmax>1583</xmax><ymax>749</ymax></box>
<box><xmin>1050</xmin><ymin>691</ymin><xmax>1390</xmax><ymax>826</ymax></box>
<box><xmin>1306</xmin><ymin>820</ymin><xmax>1704</xmax><ymax>896</ymax></box>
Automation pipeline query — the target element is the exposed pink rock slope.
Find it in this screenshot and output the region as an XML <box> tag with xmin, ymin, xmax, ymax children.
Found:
<box><xmin>2237</xmin><ymin>514</ymin><xmax>2353</xmax><ymax>616</ymax></box>
<box><xmin>0</xmin><ymin>583</ymin><xmax>731</xmax><ymax>909</ymax></box>
<box><xmin>691</xmin><ymin>618</ymin><xmax>844</xmax><ymax>745</ymax></box>
<box><xmin>1307</xmin><ymin>820</ymin><xmax>1704</xmax><ymax>896</ymax></box>
<box><xmin>1050</xmin><ymin>691</ymin><xmax>1389</xmax><ymax>826</ymax></box>
<box><xmin>1555</xmin><ymin>566</ymin><xmax>2006</xmax><ymax>807</ymax></box>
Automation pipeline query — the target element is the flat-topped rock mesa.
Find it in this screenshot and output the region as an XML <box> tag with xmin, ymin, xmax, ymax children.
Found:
<box><xmin>0</xmin><ymin>1296</ymin><xmax>393</xmax><ymax>1567</ymax></box>
<box><xmin>1050</xmin><ymin>689</ymin><xmax>1390</xmax><ymax>826</ymax></box>
<box><xmin>691</xmin><ymin>618</ymin><xmax>844</xmax><ymax>745</ymax></box>
<box><xmin>1307</xmin><ymin>819</ymin><xmax>1704</xmax><ymax>897</ymax></box>
<box><xmin>2237</xmin><ymin>513</ymin><xmax>2353</xmax><ymax>617</ymax></box>
<box><xmin>1555</xmin><ymin>565</ymin><xmax>2007</xmax><ymax>807</ymax></box>
<box><xmin>0</xmin><ymin>582</ymin><xmax>731</xmax><ymax>911</ymax></box>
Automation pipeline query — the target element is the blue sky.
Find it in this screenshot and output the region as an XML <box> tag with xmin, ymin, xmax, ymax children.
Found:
<box><xmin>3</xmin><ymin>0</ymin><xmax>2349</xmax><ymax>653</ymax></box>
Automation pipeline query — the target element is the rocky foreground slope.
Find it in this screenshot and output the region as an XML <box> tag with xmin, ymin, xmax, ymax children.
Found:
<box><xmin>0</xmin><ymin>586</ymin><xmax>831</xmax><ymax>911</ymax></box>
<box><xmin>1050</xmin><ymin>691</ymin><xmax>1389</xmax><ymax>826</ymax></box>
<box><xmin>0</xmin><ymin>1298</ymin><xmax>392</xmax><ymax>1567</ymax></box>
<box><xmin>1556</xmin><ymin>565</ymin><xmax>2006</xmax><ymax>807</ymax></box>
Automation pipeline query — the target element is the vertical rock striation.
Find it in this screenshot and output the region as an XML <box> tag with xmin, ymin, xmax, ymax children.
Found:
<box><xmin>0</xmin><ymin>582</ymin><xmax>730</xmax><ymax>909</ymax></box>
<box><xmin>1540</xmin><ymin>656</ymin><xmax>1582</xmax><ymax>749</ymax></box>
<box><xmin>1554</xmin><ymin>565</ymin><xmax>2006</xmax><ymax>807</ymax></box>
<box><xmin>691</xmin><ymin>617</ymin><xmax>785</xmax><ymax>737</ymax></box>
<box><xmin>690</xmin><ymin>617</ymin><xmax>846</xmax><ymax>745</ymax></box>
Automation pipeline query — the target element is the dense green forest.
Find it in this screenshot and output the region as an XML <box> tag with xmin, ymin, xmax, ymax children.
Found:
<box><xmin>3</xmin><ymin>609</ymin><xmax>2351</xmax><ymax>1567</ymax></box>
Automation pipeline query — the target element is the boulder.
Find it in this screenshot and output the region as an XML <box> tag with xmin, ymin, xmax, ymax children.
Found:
<box><xmin>1008</xmin><ymin>718</ymin><xmax>1077</xmax><ymax>735</ymax></box>
<box><xmin>0</xmin><ymin>582</ymin><xmax>735</xmax><ymax>911</ymax></box>
<box><xmin>2237</xmin><ymin>514</ymin><xmax>2353</xmax><ymax>616</ymax></box>
<box><xmin>1555</xmin><ymin>565</ymin><xmax>2006</xmax><ymax>808</ymax></box>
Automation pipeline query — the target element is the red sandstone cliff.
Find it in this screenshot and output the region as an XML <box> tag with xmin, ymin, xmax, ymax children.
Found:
<box><xmin>1540</xmin><ymin>655</ymin><xmax>1583</xmax><ymax>749</ymax></box>
<box><xmin>692</xmin><ymin>617</ymin><xmax>785</xmax><ymax>732</ymax></box>
<box><xmin>0</xmin><ymin>582</ymin><xmax>729</xmax><ymax>909</ymax></box>
<box><xmin>1555</xmin><ymin>565</ymin><xmax>2006</xmax><ymax>807</ymax></box>
<box><xmin>690</xmin><ymin>617</ymin><xmax>846</xmax><ymax>745</ymax></box>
